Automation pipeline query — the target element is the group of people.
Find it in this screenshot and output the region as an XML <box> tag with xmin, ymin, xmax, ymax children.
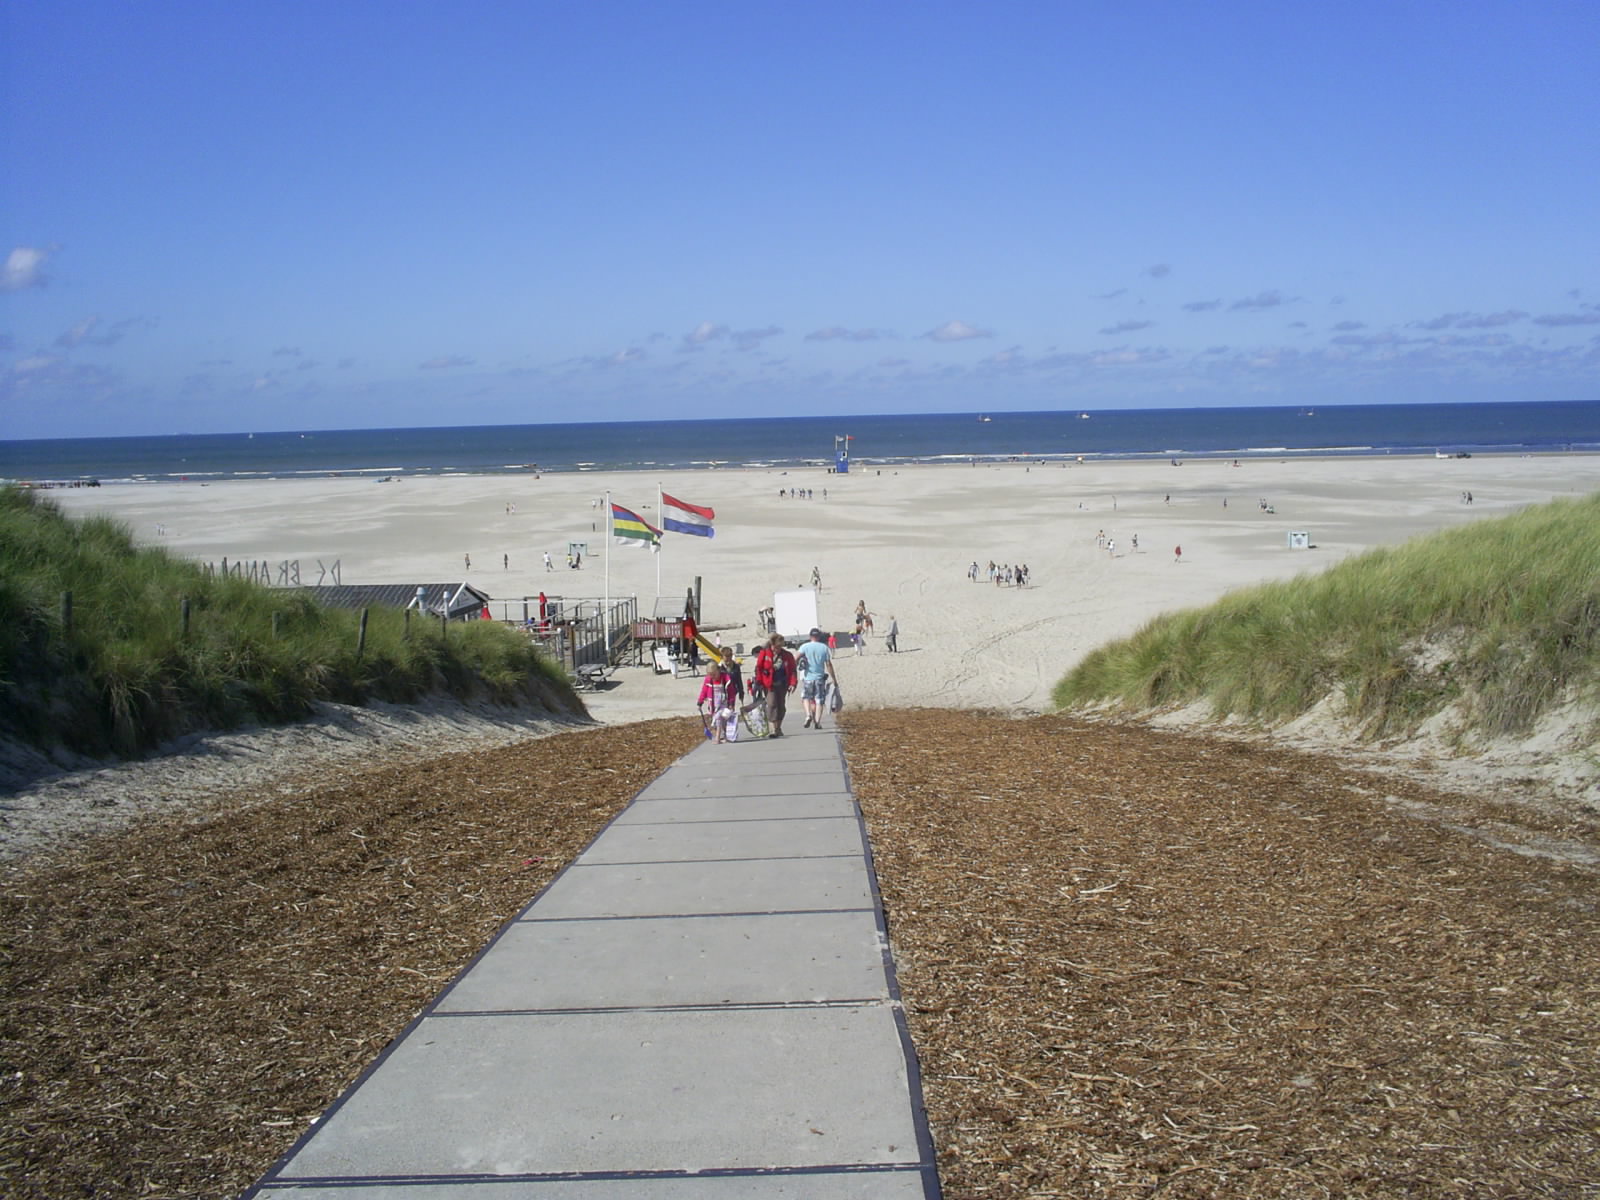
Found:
<box><xmin>970</xmin><ymin>560</ymin><xmax>1031</xmax><ymax>587</ymax></box>
<box><xmin>779</xmin><ymin>487</ymin><xmax>825</xmax><ymax>500</ymax></box>
<box><xmin>696</xmin><ymin>628</ymin><xmax>839</xmax><ymax>742</ymax></box>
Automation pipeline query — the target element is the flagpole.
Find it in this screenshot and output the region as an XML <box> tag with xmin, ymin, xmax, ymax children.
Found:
<box><xmin>603</xmin><ymin>491</ymin><xmax>611</xmax><ymax>664</ymax></box>
<box><xmin>656</xmin><ymin>482</ymin><xmax>663</xmax><ymax>602</ymax></box>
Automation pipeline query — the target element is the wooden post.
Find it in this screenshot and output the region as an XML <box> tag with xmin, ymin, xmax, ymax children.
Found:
<box><xmin>60</xmin><ymin>591</ymin><xmax>73</xmax><ymax>635</ymax></box>
<box><xmin>181</xmin><ymin>596</ymin><xmax>191</xmax><ymax>636</ymax></box>
<box><xmin>357</xmin><ymin>607</ymin><xmax>369</xmax><ymax>657</ymax></box>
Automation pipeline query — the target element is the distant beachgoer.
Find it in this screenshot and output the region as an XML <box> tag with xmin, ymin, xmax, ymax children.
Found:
<box><xmin>464</xmin><ymin>553</ymin><xmax>471</xmax><ymax>570</ymax></box>
<box><xmin>1131</xmin><ymin>534</ymin><xmax>1138</xmax><ymax>551</ymax></box>
<box><xmin>886</xmin><ymin>616</ymin><xmax>899</xmax><ymax>652</ymax></box>
<box><xmin>811</xmin><ymin>565</ymin><xmax>821</xmax><ymax>590</ymax></box>
<box><xmin>543</xmin><ymin>551</ymin><xmax>553</xmax><ymax>571</ymax></box>
<box><xmin>503</xmin><ymin>553</ymin><xmax>508</xmax><ymax>569</ymax></box>
<box><xmin>1174</xmin><ymin>545</ymin><xmax>1183</xmax><ymax>563</ymax></box>
<box><xmin>795</xmin><ymin>628</ymin><xmax>838</xmax><ymax>730</ymax></box>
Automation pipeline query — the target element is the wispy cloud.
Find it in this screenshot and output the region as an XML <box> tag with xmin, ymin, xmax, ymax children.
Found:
<box><xmin>1099</xmin><ymin>319</ymin><xmax>1154</xmax><ymax>335</ymax></box>
<box><xmin>922</xmin><ymin>319</ymin><xmax>993</xmax><ymax>342</ymax></box>
<box><xmin>1414</xmin><ymin>310</ymin><xmax>1526</xmax><ymax>331</ymax></box>
<box><xmin>1096</xmin><ymin>288</ymin><xmax>1128</xmax><ymax>300</ymax></box>
<box><xmin>731</xmin><ymin>325</ymin><xmax>783</xmax><ymax>351</ymax></box>
<box><xmin>418</xmin><ymin>354</ymin><xmax>473</xmax><ymax>369</ymax></box>
<box><xmin>55</xmin><ymin>315</ymin><xmax>155</xmax><ymax>349</ymax></box>
<box><xmin>1532</xmin><ymin>312</ymin><xmax>1600</xmax><ymax>326</ymax></box>
<box><xmin>1182</xmin><ymin>299</ymin><xmax>1223</xmax><ymax>312</ymax></box>
<box><xmin>805</xmin><ymin>326</ymin><xmax>884</xmax><ymax>342</ymax></box>
<box><xmin>272</xmin><ymin>345</ymin><xmax>303</xmax><ymax>357</ymax></box>
<box><xmin>1144</xmin><ymin>264</ymin><xmax>1172</xmax><ymax>279</ymax></box>
<box><xmin>2</xmin><ymin>246</ymin><xmax>54</xmax><ymax>292</ymax></box>
<box><xmin>1331</xmin><ymin>320</ymin><xmax>1366</xmax><ymax>332</ymax></box>
<box><xmin>680</xmin><ymin>321</ymin><xmax>727</xmax><ymax>350</ymax></box>
<box><xmin>1230</xmin><ymin>289</ymin><xmax>1294</xmax><ymax>311</ymax></box>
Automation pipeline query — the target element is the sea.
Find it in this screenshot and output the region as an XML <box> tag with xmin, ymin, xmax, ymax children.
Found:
<box><xmin>2</xmin><ymin>400</ymin><xmax>1596</xmax><ymax>484</ymax></box>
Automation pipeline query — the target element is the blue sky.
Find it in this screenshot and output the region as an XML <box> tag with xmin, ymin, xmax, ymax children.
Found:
<box><xmin>3</xmin><ymin>1</ymin><xmax>1597</xmax><ymax>439</ymax></box>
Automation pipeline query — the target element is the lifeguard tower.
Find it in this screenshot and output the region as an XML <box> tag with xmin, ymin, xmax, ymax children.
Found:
<box><xmin>834</xmin><ymin>434</ymin><xmax>852</xmax><ymax>474</ymax></box>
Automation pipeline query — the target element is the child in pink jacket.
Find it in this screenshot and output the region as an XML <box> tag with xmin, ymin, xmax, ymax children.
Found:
<box><xmin>696</xmin><ymin>661</ymin><xmax>741</xmax><ymax>743</ymax></box>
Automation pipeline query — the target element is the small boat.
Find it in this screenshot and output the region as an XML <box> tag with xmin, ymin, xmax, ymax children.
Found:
<box><xmin>977</xmin><ymin>415</ymin><xmax>992</xmax><ymax>422</ymax></box>
<box><xmin>1079</xmin><ymin>412</ymin><xmax>1090</xmax><ymax>419</ymax></box>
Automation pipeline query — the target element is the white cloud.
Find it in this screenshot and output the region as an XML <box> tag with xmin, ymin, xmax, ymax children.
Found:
<box><xmin>923</xmin><ymin>319</ymin><xmax>993</xmax><ymax>342</ymax></box>
<box><xmin>2</xmin><ymin>246</ymin><xmax>53</xmax><ymax>292</ymax></box>
<box><xmin>418</xmin><ymin>354</ymin><xmax>473</xmax><ymax>369</ymax></box>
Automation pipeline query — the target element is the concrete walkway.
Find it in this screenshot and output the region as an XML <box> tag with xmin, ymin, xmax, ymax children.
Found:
<box><xmin>247</xmin><ymin>727</ymin><xmax>941</xmax><ymax>1198</ymax></box>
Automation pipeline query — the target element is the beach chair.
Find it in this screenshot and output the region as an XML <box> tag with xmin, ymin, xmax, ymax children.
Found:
<box><xmin>571</xmin><ymin>662</ymin><xmax>610</xmax><ymax>691</ymax></box>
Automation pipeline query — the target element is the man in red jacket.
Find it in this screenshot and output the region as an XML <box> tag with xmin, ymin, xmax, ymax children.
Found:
<box><xmin>753</xmin><ymin>633</ymin><xmax>798</xmax><ymax>737</ymax></box>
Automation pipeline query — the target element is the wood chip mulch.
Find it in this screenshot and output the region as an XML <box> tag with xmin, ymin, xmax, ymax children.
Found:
<box><xmin>0</xmin><ymin>719</ymin><xmax>700</xmax><ymax>1200</ymax></box>
<box><xmin>843</xmin><ymin>709</ymin><xmax>1600</xmax><ymax>1199</ymax></box>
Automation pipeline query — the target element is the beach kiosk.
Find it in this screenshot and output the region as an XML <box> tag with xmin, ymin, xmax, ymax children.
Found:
<box><xmin>834</xmin><ymin>434</ymin><xmax>851</xmax><ymax>474</ymax></box>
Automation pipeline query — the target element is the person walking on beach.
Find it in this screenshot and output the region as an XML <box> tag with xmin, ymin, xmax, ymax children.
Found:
<box><xmin>886</xmin><ymin>615</ymin><xmax>899</xmax><ymax>653</ymax></box>
<box><xmin>796</xmin><ymin>627</ymin><xmax>839</xmax><ymax>730</ymax></box>
<box><xmin>543</xmin><ymin>551</ymin><xmax>553</xmax><ymax>571</ymax></box>
<box><xmin>1174</xmin><ymin>544</ymin><xmax>1182</xmax><ymax>563</ymax></box>
<box><xmin>697</xmin><ymin>661</ymin><xmax>738</xmax><ymax>744</ymax></box>
<box><xmin>464</xmin><ymin>553</ymin><xmax>471</xmax><ymax>570</ymax></box>
<box><xmin>754</xmin><ymin>633</ymin><xmax>797</xmax><ymax>737</ymax></box>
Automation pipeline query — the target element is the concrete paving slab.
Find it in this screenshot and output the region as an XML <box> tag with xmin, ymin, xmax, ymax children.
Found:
<box><xmin>436</xmin><ymin>911</ymin><xmax>890</xmax><ymax>1011</ymax></box>
<box><xmin>581</xmin><ymin>816</ymin><xmax>864</xmax><ymax>864</ymax></box>
<box><xmin>635</xmin><ymin>768</ymin><xmax>846</xmax><ymax>800</ymax></box>
<box><xmin>256</xmin><ymin>1167</ymin><xmax>933</xmax><ymax>1197</ymax></box>
<box><xmin>615</xmin><ymin>793</ymin><xmax>857</xmax><ymax>823</ymax></box>
<box><xmin>268</xmin><ymin>1005</ymin><xmax>921</xmax><ymax>1179</ymax></box>
<box><xmin>527</xmin><ymin>855</ymin><xmax>874</xmax><ymax>919</ymax></box>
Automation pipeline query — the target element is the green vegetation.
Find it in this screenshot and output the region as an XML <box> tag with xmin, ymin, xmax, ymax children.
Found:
<box><xmin>0</xmin><ymin>487</ymin><xmax>577</xmax><ymax>758</ymax></box>
<box><xmin>1054</xmin><ymin>491</ymin><xmax>1600</xmax><ymax>740</ymax></box>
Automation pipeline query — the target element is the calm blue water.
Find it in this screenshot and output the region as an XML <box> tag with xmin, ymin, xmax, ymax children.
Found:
<box><xmin>2</xmin><ymin>401</ymin><xmax>1597</xmax><ymax>482</ymax></box>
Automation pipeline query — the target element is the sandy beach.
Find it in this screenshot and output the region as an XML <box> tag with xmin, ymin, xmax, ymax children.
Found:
<box><xmin>45</xmin><ymin>454</ymin><xmax>1600</xmax><ymax>725</ymax></box>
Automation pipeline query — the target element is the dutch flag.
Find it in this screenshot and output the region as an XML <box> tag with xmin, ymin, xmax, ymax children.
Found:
<box><xmin>661</xmin><ymin>491</ymin><xmax>715</xmax><ymax>538</ymax></box>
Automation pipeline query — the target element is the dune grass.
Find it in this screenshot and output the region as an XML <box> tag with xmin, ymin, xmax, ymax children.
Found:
<box><xmin>1054</xmin><ymin>490</ymin><xmax>1600</xmax><ymax>740</ymax></box>
<box><xmin>0</xmin><ymin>487</ymin><xmax>576</xmax><ymax>758</ymax></box>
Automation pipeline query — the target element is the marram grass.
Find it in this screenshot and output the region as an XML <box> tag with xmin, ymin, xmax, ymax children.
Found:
<box><xmin>1053</xmin><ymin>490</ymin><xmax>1600</xmax><ymax>740</ymax></box>
<box><xmin>0</xmin><ymin>487</ymin><xmax>576</xmax><ymax>758</ymax></box>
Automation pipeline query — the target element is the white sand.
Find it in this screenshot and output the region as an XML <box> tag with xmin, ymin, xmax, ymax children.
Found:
<box><xmin>46</xmin><ymin>453</ymin><xmax>1600</xmax><ymax>725</ymax></box>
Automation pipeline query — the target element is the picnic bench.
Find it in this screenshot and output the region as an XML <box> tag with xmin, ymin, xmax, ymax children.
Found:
<box><xmin>570</xmin><ymin>662</ymin><xmax>611</xmax><ymax>691</ymax></box>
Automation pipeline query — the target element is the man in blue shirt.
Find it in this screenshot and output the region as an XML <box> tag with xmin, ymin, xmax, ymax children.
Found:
<box><xmin>794</xmin><ymin>627</ymin><xmax>839</xmax><ymax>730</ymax></box>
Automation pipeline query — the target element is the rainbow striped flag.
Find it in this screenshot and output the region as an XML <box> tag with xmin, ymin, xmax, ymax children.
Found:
<box><xmin>610</xmin><ymin>502</ymin><xmax>661</xmax><ymax>548</ymax></box>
